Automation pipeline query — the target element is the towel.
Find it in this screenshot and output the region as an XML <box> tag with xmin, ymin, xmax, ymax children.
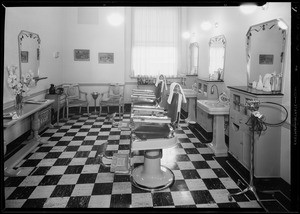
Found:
<box><xmin>155</xmin><ymin>75</ymin><xmax>168</xmax><ymax>92</ymax></box>
<box><xmin>167</xmin><ymin>82</ymin><xmax>187</xmax><ymax>104</ymax></box>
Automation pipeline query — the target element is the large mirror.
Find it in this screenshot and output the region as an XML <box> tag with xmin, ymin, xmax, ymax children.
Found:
<box><xmin>246</xmin><ymin>19</ymin><xmax>288</xmax><ymax>92</ymax></box>
<box><xmin>18</xmin><ymin>30</ymin><xmax>41</xmax><ymax>86</ymax></box>
<box><xmin>189</xmin><ymin>42</ymin><xmax>199</xmax><ymax>75</ymax></box>
<box><xmin>208</xmin><ymin>35</ymin><xmax>226</xmax><ymax>81</ymax></box>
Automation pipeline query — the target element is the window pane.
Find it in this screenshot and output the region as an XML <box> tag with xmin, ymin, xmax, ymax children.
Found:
<box><xmin>131</xmin><ymin>7</ymin><xmax>179</xmax><ymax>77</ymax></box>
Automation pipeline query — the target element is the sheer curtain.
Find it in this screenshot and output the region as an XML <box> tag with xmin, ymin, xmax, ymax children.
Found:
<box><xmin>131</xmin><ymin>7</ymin><xmax>180</xmax><ymax>77</ymax></box>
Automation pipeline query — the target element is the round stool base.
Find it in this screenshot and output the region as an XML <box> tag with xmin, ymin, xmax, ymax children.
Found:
<box><xmin>131</xmin><ymin>165</ymin><xmax>175</xmax><ymax>191</ymax></box>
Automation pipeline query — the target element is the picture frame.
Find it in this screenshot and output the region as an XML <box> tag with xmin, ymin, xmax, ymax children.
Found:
<box><xmin>74</xmin><ymin>49</ymin><xmax>90</xmax><ymax>61</ymax></box>
<box><xmin>259</xmin><ymin>54</ymin><xmax>274</xmax><ymax>65</ymax></box>
<box><xmin>21</xmin><ymin>51</ymin><xmax>28</xmax><ymax>63</ymax></box>
<box><xmin>98</xmin><ymin>53</ymin><xmax>114</xmax><ymax>64</ymax></box>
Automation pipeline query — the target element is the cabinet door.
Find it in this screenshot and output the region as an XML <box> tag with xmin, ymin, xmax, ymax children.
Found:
<box><xmin>228</xmin><ymin>116</ymin><xmax>243</xmax><ymax>161</ymax></box>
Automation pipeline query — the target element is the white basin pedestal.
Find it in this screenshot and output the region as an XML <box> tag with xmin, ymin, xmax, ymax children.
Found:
<box><xmin>197</xmin><ymin>100</ymin><xmax>229</xmax><ymax>157</ymax></box>
<box><xmin>183</xmin><ymin>89</ymin><xmax>197</xmax><ymax>124</ymax></box>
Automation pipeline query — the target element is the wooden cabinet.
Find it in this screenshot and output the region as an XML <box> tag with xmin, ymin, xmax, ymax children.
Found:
<box><xmin>228</xmin><ymin>86</ymin><xmax>283</xmax><ymax>177</ymax></box>
<box><xmin>45</xmin><ymin>94</ymin><xmax>66</xmax><ymax>125</ymax></box>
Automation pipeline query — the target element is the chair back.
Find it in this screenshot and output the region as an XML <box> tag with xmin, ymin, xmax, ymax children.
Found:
<box><xmin>167</xmin><ymin>92</ymin><xmax>180</xmax><ymax>126</ymax></box>
<box><xmin>63</xmin><ymin>84</ymin><xmax>80</xmax><ymax>99</ymax></box>
<box><xmin>154</xmin><ymin>81</ymin><xmax>163</xmax><ymax>101</ymax></box>
<box><xmin>107</xmin><ymin>83</ymin><xmax>124</xmax><ymax>102</ymax></box>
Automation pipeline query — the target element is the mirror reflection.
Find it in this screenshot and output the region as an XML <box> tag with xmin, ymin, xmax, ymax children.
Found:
<box><xmin>246</xmin><ymin>19</ymin><xmax>287</xmax><ymax>92</ymax></box>
<box><xmin>189</xmin><ymin>42</ymin><xmax>199</xmax><ymax>75</ymax></box>
<box><xmin>208</xmin><ymin>35</ymin><xmax>226</xmax><ymax>81</ymax></box>
<box><xmin>18</xmin><ymin>30</ymin><xmax>41</xmax><ymax>86</ymax></box>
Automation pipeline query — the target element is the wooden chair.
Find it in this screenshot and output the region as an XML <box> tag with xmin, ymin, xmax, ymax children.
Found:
<box><xmin>99</xmin><ymin>83</ymin><xmax>124</xmax><ymax>119</ymax></box>
<box><xmin>63</xmin><ymin>84</ymin><xmax>89</xmax><ymax>119</ymax></box>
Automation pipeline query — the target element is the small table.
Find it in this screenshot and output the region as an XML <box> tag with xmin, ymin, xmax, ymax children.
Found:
<box><xmin>3</xmin><ymin>99</ymin><xmax>54</xmax><ymax>176</ymax></box>
<box><xmin>91</xmin><ymin>92</ymin><xmax>100</xmax><ymax>113</ymax></box>
<box><xmin>45</xmin><ymin>93</ymin><xmax>66</xmax><ymax>126</ymax></box>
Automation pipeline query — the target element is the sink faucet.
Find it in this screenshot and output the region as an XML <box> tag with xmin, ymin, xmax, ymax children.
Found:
<box><xmin>211</xmin><ymin>84</ymin><xmax>219</xmax><ymax>99</ymax></box>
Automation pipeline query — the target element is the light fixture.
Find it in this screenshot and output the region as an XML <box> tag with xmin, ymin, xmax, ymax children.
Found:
<box><xmin>201</xmin><ymin>21</ymin><xmax>212</xmax><ymax>31</ymax></box>
<box><xmin>182</xmin><ymin>32</ymin><xmax>191</xmax><ymax>39</ymax></box>
<box><xmin>240</xmin><ymin>3</ymin><xmax>258</xmax><ymax>14</ymax></box>
<box><xmin>107</xmin><ymin>13</ymin><xmax>124</xmax><ymax>26</ymax></box>
<box><xmin>277</xmin><ymin>19</ymin><xmax>288</xmax><ymax>30</ymax></box>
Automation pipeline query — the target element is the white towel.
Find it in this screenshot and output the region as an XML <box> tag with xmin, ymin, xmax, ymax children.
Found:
<box><xmin>167</xmin><ymin>82</ymin><xmax>187</xmax><ymax>104</ymax></box>
<box><xmin>155</xmin><ymin>75</ymin><xmax>168</xmax><ymax>92</ymax></box>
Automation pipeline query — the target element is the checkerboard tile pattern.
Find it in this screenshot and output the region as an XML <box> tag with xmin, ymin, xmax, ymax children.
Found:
<box><xmin>4</xmin><ymin>112</ymin><xmax>262</xmax><ymax>210</ymax></box>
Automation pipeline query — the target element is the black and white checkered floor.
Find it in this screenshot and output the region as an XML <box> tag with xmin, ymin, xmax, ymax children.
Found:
<box><xmin>4</xmin><ymin>111</ymin><xmax>263</xmax><ymax>210</ymax></box>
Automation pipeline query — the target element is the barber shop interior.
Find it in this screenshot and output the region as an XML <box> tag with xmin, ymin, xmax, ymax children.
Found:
<box><xmin>2</xmin><ymin>2</ymin><xmax>299</xmax><ymax>212</ymax></box>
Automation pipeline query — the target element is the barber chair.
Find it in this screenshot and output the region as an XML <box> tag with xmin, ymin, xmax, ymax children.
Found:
<box><xmin>131</xmin><ymin>75</ymin><xmax>167</xmax><ymax>109</ymax></box>
<box><xmin>130</xmin><ymin>83</ymin><xmax>185</xmax><ymax>191</ymax></box>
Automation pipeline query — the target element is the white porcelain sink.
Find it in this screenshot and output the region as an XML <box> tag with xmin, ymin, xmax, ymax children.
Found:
<box><xmin>182</xmin><ymin>89</ymin><xmax>197</xmax><ymax>98</ymax></box>
<box><xmin>197</xmin><ymin>99</ymin><xmax>229</xmax><ymax>115</ymax></box>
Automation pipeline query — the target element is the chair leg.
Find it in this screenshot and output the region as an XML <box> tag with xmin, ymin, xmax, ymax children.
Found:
<box><xmin>66</xmin><ymin>107</ymin><xmax>69</xmax><ymax>119</ymax></box>
<box><xmin>79</xmin><ymin>106</ymin><xmax>82</xmax><ymax>114</ymax></box>
<box><xmin>62</xmin><ymin>106</ymin><xmax>65</xmax><ymax>120</ymax></box>
<box><xmin>87</xmin><ymin>104</ymin><xmax>89</xmax><ymax>115</ymax></box>
<box><xmin>99</xmin><ymin>105</ymin><xmax>102</xmax><ymax>116</ymax></box>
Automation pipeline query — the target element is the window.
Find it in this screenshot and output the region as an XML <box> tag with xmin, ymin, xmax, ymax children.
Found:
<box><xmin>131</xmin><ymin>7</ymin><xmax>180</xmax><ymax>77</ymax></box>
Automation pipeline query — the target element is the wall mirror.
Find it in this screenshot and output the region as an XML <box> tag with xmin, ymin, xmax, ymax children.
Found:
<box><xmin>18</xmin><ymin>30</ymin><xmax>41</xmax><ymax>86</ymax></box>
<box><xmin>246</xmin><ymin>19</ymin><xmax>288</xmax><ymax>91</ymax></box>
<box><xmin>208</xmin><ymin>35</ymin><xmax>226</xmax><ymax>81</ymax></box>
<box><xmin>189</xmin><ymin>42</ymin><xmax>199</xmax><ymax>75</ymax></box>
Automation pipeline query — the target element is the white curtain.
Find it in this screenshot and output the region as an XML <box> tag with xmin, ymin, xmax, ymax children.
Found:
<box><xmin>131</xmin><ymin>7</ymin><xmax>180</xmax><ymax>77</ymax></box>
<box><xmin>209</xmin><ymin>46</ymin><xmax>225</xmax><ymax>75</ymax></box>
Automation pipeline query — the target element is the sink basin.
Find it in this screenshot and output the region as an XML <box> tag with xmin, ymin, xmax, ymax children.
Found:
<box><xmin>182</xmin><ymin>89</ymin><xmax>197</xmax><ymax>98</ymax></box>
<box><xmin>197</xmin><ymin>99</ymin><xmax>229</xmax><ymax>115</ymax></box>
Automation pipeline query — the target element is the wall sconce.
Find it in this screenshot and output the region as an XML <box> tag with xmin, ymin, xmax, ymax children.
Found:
<box><xmin>107</xmin><ymin>13</ymin><xmax>124</xmax><ymax>26</ymax></box>
<box><xmin>277</xmin><ymin>19</ymin><xmax>288</xmax><ymax>30</ymax></box>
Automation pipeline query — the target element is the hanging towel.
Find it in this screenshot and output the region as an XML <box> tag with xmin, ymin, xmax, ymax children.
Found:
<box><xmin>155</xmin><ymin>75</ymin><xmax>168</xmax><ymax>92</ymax></box>
<box><xmin>167</xmin><ymin>82</ymin><xmax>187</xmax><ymax>104</ymax></box>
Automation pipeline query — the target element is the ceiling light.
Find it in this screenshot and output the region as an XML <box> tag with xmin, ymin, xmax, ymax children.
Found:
<box><xmin>240</xmin><ymin>3</ymin><xmax>258</xmax><ymax>14</ymax></box>
<box><xmin>107</xmin><ymin>13</ymin><xmax>124</xmax><ymax>26</ymax></box>
<box><xmin>201</xmin><ymin>21</ymin><xmax>212</xmax><ymax>31</ymax></box>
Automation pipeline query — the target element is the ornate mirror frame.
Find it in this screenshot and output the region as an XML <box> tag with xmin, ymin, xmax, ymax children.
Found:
<box><xmin>246</xmin><ymin>19</ymin><xmax>288</xmax><ymax>91</ymax></box>
<box><xmin>18</xmin><ymin>30</ymin><xmax>41</xmax><ymax>85</ymax></box>
<box><xmin>189</xmin><ymin>42</ymin><xmax>199</xmax><ymax>75</ymax></box>
<box><xmin>208</xmin><ymin>34</ymin><xmax>226</xmax><ymax>81</ymax></box>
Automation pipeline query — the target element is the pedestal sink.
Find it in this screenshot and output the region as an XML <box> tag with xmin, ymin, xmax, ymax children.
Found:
<box><xmin>197</xmin><ymin>99</ymin><xmax>229</xmax><ymax>156</ymax></box>
<box><xmin>182</xmin><ymin>89</ymin><xmax>197</xmax><ymax>124</ymax></box>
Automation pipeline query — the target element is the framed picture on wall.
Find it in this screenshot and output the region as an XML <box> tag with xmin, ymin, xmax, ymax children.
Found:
<box><xmin>98</xmin><ymin>53</ymin><xmax>114</xmax><ymax>64</ymax></box>
<box><xmin>21</xmin><ymin>51</ymin><xmax>28</xmax><ymax>63</ymax></box>
<box><xmin>74</xmin><ymin>49</ymin><xmax>90</xmax><ymax>61</ymax></box>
